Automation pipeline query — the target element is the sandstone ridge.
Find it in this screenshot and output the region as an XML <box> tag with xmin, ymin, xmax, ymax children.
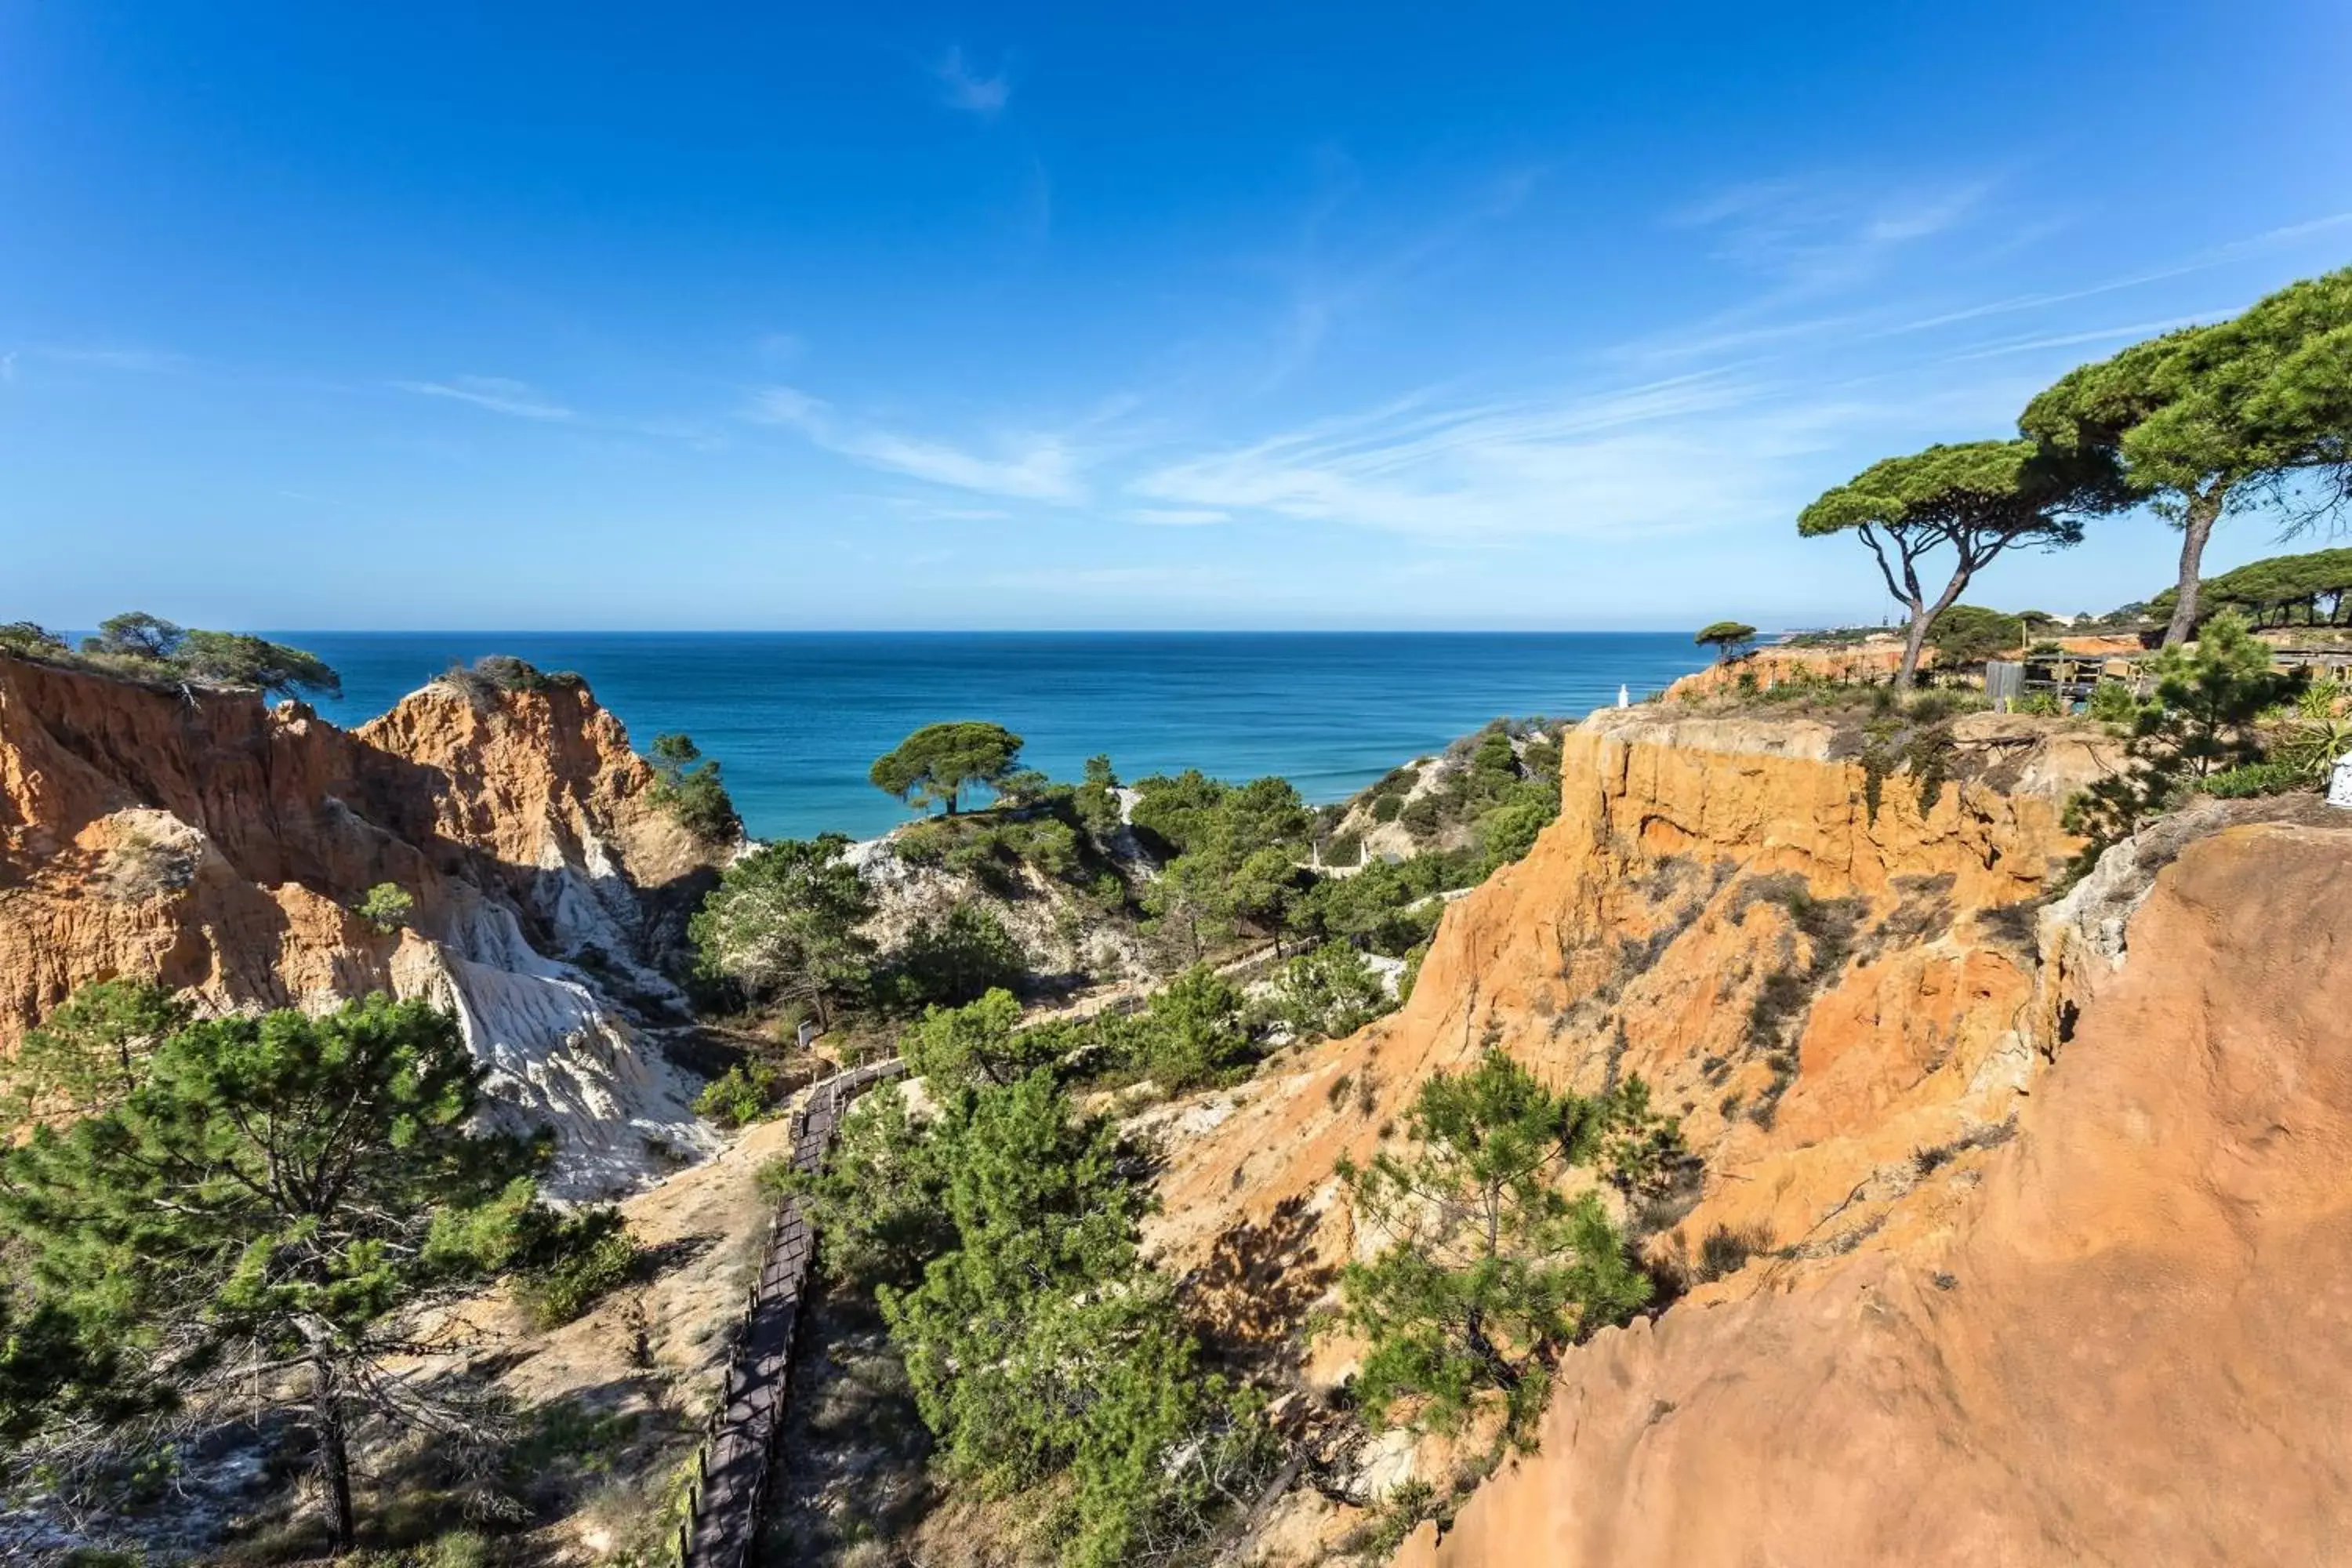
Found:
<box><xmin>1394</xmin><ymin>811</ymin><xmax>2352</xmax><ymax>1566</ymax></box>
<box><xmin>1140</xmin><ymin>704</ymin><xmax>2347</xmax><ymax>1560</ymax></box>
<box><xmin>0</xmin><ymin>653</ymin><xmax>724</xmax><ymax>1194</ymax></box>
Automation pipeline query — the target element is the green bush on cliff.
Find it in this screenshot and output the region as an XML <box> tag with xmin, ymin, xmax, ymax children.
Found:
<box><xmin>898</xmin><ymin>987</ymin><xmax>1058</xmax><ymax>1085</ymax></box>
<box><xmin>694</xmin><ymin>1057</ymin><xmax>789</xmax><ymax>1126</ymax></box>
<box><xmin>56</xmin><ymin>612</ymin><xmax>343</xmax><ymax>699</ymax></box>
<box><xmin>358</xmin><ymin>881</ymin><xmax>416</xmax><ymax>933</ymax></box>
<box><xmin>1</xmin><ymin>977</ymin><xmax>192</xmax><ymax>1121</ymax></box>
<box><xmin>514</xmin><ymin>1214</ymin><xmax>641</xmax><ymax>1328</ymax></box>
<box><xmin>691</xmin><ymin>833</ymin><xmax>873</xmax><ymax>1025</ymax></box>
<box><xmin>647</xmin><ymin>731</ymin><xmax>742</xmax><ymax>844</ymax></box>
<box><xmin>2064</xmin><ymin>612</ymin><xmax>2306</xmax><ymax>869</ymax></box>
<box><xmin>1334</xmin><ymin>1051</ymin><xmax>1664</xmax><ymax>1441</ymax></box>
<box><xmin>1925</xmin><ymin>604</ymin><xmax>2024</xmax><ymax>666</ymax></box>
<box><xmin>761</xmin><ymin>1083</ymin><xmax>951</xmax><ymax>1291</ymax></box>
<box><xmin>0</xmin><ymin>622</ymin><xmax>69</xmax><ymax>659</ymax></box>
<box><xmin>1124</xmin><ymin>965</ymin><xmax>1250</xmax><ymax>1087</ymax></box>
<box><xmin>1261</xmin><ymin>942</ymin><xmax>1390</xmax><ymax>1042</ymax></box>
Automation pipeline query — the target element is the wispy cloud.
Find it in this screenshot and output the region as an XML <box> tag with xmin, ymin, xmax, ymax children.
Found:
<box><xmin>1251</xmin><ymin>164</ymin><xmax>1542</xmax><ymax>391</ymax></box>
<box><xmin>747</xmin><ymin>386</ymin><xmax>1087</xmax><ymax>503</ymax></box>
<box><xmin>40</xmin><ymin>345</ymin><xmax>184</xmax><ymax>372</ymax></box>
<box><xmin>935</xmin><ymin>46</ymin><xmax>1010</xmax><ymax>116</ymax></box>
<box><xmin>876</xmin><ymin>495</ymin><xmax>1016</xmax><ymax>523</ymax></box>
<box><xmin>1131</xmin><ymin>369</ymin><xmax>1875</xmax><ymax>539</ymax></box>
<box><xmin>1610</xmin><ymin>174</ymin><xmax>2003</xmax><ymax>369</ymax></box>
<box><xmin>1873</xmin><ymin>211</ymin><xmax>2352</xmax><ymax>342</ymax></box>
<box><xmin>1673</xmin><ymin>175</ymin><xmax>1995</xmax><ymax>296</ymax></box>
<box><xmin>1935</xmin><ymin>314</ymin><xmax>2220</xmax><ymax>365</ymax></box>
<box><xmin>393</xmin><ymin>375</ymin><xmax>574</xmax><ymax>420</ymax></box>
<box><xmin>1123</xmin><ymin>507</ymin><xmax>1232</xmax><ymax>526</ymax></box>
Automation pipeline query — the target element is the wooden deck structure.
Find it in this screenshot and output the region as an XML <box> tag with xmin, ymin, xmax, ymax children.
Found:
<box><xmin>670</xmin><ymin>1057</ymin><xmax>906</xmax><ymax>1568</ymax></box>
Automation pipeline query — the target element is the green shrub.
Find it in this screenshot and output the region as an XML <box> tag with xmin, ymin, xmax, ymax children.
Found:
<box><xmin>895</xmin><ymin>818</ymin><xmax>952</xmax><ymax>864</ymax></box>
<box><xmin>899</xmin><ymin>988</ymin><xmax>1054</xmax><ymax>1085</ymax></box>
<box><xmin>1475</xmin><ymin>795</ymin><xmax>1555</xmax><ymax>872</ymax></box>
<box><xmin>1925</xmin><ymin>604</ymin><xmax>2023</xmax><ymax>666</ymax></box>
<box><xmin>1399</xmin><ymin>793</ymin><xmax>1444</xmax><ymax>838</ymax></box>
<box><xmin>517</xmin><ymin>1218</ymin><xmax>640</xmax><ymax>1327</ymax></box>
<box><xmin>688</xmin><ymin>833</ymin><xmax>873</xmax><ymax>1025</ymax></box>
<box><xmin>870</xmin><ymin>1070</ymin><xmax>1276</xmax><ymax>1566</ymax></box>
<box><xmin>1335</xmin><ymin>1052</ymin><xmax>1661</xmax><ymax>1439</ymax></box>
<box><xmin>2267</xmin><ymin>678</ymin><xmax>2352</xmax><ymax>782</ymax></box>
<box><xmin>695</xmin><ymin>1058</ymin><xmax>786</xmax><ymax>1127</ymax></box>
<box><xmin>1371</xmin><ymin>793</ymin><xmax>1403</xmax><ymax>824</ymax></box>
<box><xmin>1073</xmin><ymin>755</ymin><xmax>1123</xmax><ymax>839</ymax></box>
<box><xmin>423</xmin><ymin>1530</ymin><xmax>493</xmax><ymax>1568</ymax></box>
<box><xmin>1348</xmin><ymin>1479</ymin><xmax>1446</xmax><ymax>1561</ymax></box>
<box><xmin>761</xmin><ymin>1084</ymin><xmax>949</xmax><ymax>1291</ymax></box>
<box><xmin>886</xmin><ymin>903</ymin><xmax>1027</xmax><ymax>1008</ymax></box>
<box><xmin>647</xmin><ymin>732</ymin><xmax>742</xmax><ymax>844</ymax></box>
<box><xmin>0</xmin><ymin>622</ymin><xmax>69</xmax><ymax>659</ymax></box>
<box><xmin>1126</xmin><ymin>967</ymin><xmax>1250</xmax><ymax>1088</ymax></box>
<box><xmin>2087</xmin><ymin>680</ymin><xmax>2143</xmax><ymax>725</ymax></box>
<box><xmin>357</xmin><ymin>881</ymin><xmax>416</xmax><ymax>933</ymax></box>
<box><xmin>1318</xmin><ymin>830</ymin><xmax>1364</xmax><ymax>868</ymax></box>
<box><xmin>1262</xmin><ymin>942</ymin><xmax>1390</xmax><ymax>1042</ymax></box>
<box><xmin>2064</xmin><ymin>613</ymin><xmax>2305</xmax><ymax>868</ymax></box>
<box><xmin>2200</xmin><ymin>759</ymin><xmax>2311</xmax><ymax>798</ymax></box>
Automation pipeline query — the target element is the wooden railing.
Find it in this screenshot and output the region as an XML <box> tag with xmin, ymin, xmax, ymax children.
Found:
<box><xmin>670</xmin><ymin>1057</ymin><xmax>906</xmax><ymax>1568</ymax></box>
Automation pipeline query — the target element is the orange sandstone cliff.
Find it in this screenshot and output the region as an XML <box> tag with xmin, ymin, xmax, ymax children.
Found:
<box><xmin>1146</xmin><ymin>705</ymin><xmax>2351</xmax><ymax>1562</ymax></box>
<box><xmin>0</xmin><ymin>653</ymin><xmax>725</xmax><ymax>1193</ymax></box>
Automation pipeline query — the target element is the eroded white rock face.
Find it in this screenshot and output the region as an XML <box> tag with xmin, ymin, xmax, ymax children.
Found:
<box><xmin>528</xmin><ymin>822</ymin><xmax>691</xmax><ymax>1010</ymax></box>
<box><xmin>394</xmin><ymin>895</ymin><xmax>720</xmax><ymax>1200</ymax></box>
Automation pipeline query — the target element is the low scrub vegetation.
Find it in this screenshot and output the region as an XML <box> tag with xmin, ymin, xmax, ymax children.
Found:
<box><xmin>1333</xmin><ymin>1051</ymin><xmax>1682</xmax><ymax>1442</ymax></box>
<box><xmin>646</xmin><ymin>731</ymin><xmax>742</xmax><ymax>844</ymax></box>
<box><xmin>688</xmin><ymin>713</ymin><xmax>1559</xmax><ymax>1051</ymax></box>
<box><xmin>2063</xmin><ymin>612</ymin><xmax>2316</xmax><ymax>872</ymax></box>
<box><xmin>767</xmin><ymin>1065</ymin><xmax>1277</xmax><ymax>1566</ymax></box>
<box><xmin>0</xmin><ymin>611</ymin><xmax>341</xmax><ymax>699</ymax></box>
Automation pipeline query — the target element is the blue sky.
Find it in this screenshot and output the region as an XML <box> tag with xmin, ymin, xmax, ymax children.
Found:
<box><xmin>4</xmin><ymin>2</ymin><xmax>2349</xmax><ymax>631</ymax></box>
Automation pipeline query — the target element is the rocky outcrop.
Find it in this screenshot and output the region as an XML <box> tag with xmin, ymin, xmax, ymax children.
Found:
<box><xmin>1139</xmin><ymin>702</ymin><xmax>2352</xmax><ymax>1564</ymax></box>
<box><xmin>1151</xmin><ymin>709</ymin><xmax>2116</xmax><ymax>1291</ymax></box>
<box><xmin>1138</xmin><ymin>705</ymin><xmax>2205</xmax><ymax>1547</ymax></box>
<box><xmin>1662</xmin><ymin>641</ymin><xmax>1905</xmax><ymax>699</ymax></box>
<box><xmin>1395</xmin><ymin>810</ymin><xmax>2352</xmax><ymax>1568</ymax></box>
<box><xmin>0</xmin><ymin>655</ymin><xmax>724</xmax><ymax>1194</ymax></box>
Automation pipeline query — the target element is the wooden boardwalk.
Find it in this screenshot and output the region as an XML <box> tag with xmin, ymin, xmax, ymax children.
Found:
<box><xmin>673</xmin><ymin>1058</ymin><xmax>904</xmax><ymax>1568</ymax></box>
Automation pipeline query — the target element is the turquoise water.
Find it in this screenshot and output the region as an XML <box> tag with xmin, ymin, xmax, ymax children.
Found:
<box><xmin>290</xmin><ymin>633</ymin><xmax>1711</xmax><ymax>841</ymax></box>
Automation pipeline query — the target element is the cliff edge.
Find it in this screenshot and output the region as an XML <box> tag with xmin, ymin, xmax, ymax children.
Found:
<box><xmin>1395</xmin><ymin>811</ymin><xmax>2352</xmax><ymax>1566</ymax></box>
<box><xmin>0</xmin><ymin>654</ymin><xmax>724</xmax><ymax>1194</ymax></box>
<box><xmin>1142</xmin><ymin>704</ymin><xmax>2349</xmax><ymax>1562</ymax></box>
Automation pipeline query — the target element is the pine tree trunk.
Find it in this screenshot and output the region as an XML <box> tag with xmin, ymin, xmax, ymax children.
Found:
<box><xmin>314</xmin><ymin>1354</ymin><xmax>357</xmax><ymax>1555</ymax></box>
<box><xmin>1895</xmin><ymin>605</ymin><xmax>1931</xmax><ymax>690</ymax></box>
<box><xmin>2164</xmin><ymin>485</ymin><xmax>2227</xmax><ymax>648</ymax></box>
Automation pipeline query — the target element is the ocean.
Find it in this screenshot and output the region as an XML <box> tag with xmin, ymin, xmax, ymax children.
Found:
<box><xmin>290</xmin><ymin>632</ymin><xmax>1712</xmax><ymax>842</ymax></box>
